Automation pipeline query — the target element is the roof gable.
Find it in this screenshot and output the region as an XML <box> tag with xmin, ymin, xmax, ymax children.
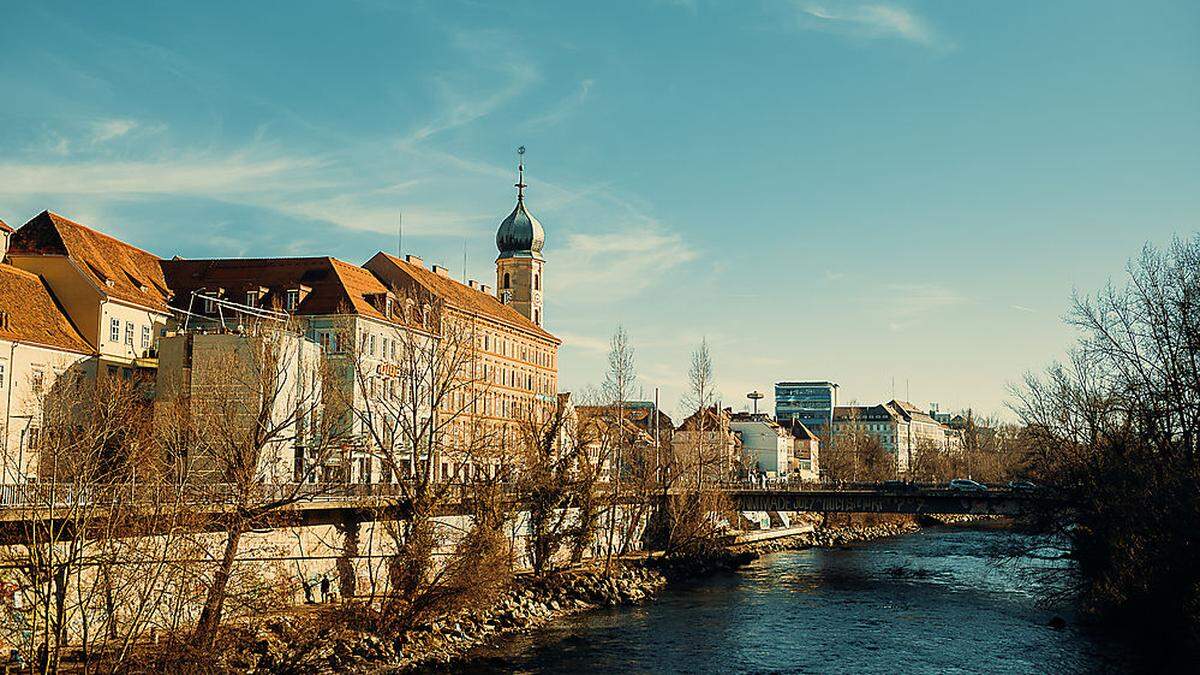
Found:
<box><xmin>9</xmin><ymin>211</ymin><xmax>170</xmax><ymax>312</ymax></box>
<box><xmin>0</xmin><ymin>264</ymin><xmax>92</xmax><ymax>354</ymax></box>
<box><xmin>364</xmin><ymin>252</ymin><xmax>558</xmax><ymax>343</ymax></box>
<box><xmin>160</xmin><ymin>256</ymin><xmax>397</xmax><ymax>322</ymax></box>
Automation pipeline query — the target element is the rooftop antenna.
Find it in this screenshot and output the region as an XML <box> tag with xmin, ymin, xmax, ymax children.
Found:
<box><xmin>516</xmin><ymin>145</ymin><xmax>527</xmax><ymax>202</ymax></box>
<box><xmin>397</xmin><ymin>211</ymin><xmax>403</xmax><ymax>259</ymax></box>
<box><xmin>462</xmin><ymin>238</ymin><xmax>468</xmax><ymax>282</ymax></box>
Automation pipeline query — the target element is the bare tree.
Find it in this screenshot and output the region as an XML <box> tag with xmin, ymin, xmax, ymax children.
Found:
<box><xmin>1013</xmin><ymin>235</ymin><xmax>1200</xmax><ymax>646</ymax></box>
<box><xmin>597</xmin><ymin>326</ymin><xmax>640</xmax><ymax>571</ymax></box>
<box><xmin>338</xmin><ymin>291</ymin><xmax>513</xmax><ymax>635</ymax></box>
<box><xmin>175</xmin><ymin>320</ymin><xmax>336</xmax><ymax>648</ymax></box>
<box><xmin>655</xmin><ymin>339</ymin><xmax>734</xmax><ymax>558</ymax></box>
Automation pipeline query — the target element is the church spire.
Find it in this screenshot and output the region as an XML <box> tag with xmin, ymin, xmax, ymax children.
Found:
<box><xmin>515</xmin><ymin>145</ymin><xmax>527</xmax><ymax>202</ymax></box>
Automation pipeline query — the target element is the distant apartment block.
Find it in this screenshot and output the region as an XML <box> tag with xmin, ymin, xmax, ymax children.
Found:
<box><xmin>775</xmin><ymin>381</ymin><xmax>839</xmax><ymax>439</ymax></box>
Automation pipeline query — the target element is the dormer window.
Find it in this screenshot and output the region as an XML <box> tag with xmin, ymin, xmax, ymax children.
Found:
<box><xmin>284</xmin><ymin>289</ymin><xmax>300</xmax><ymax>311</ymax></box>
<box><xmin>203</xmin><ymin>295</ymin><xmax>217</xmax><ymax>314</ymax></box>
<box><xmin>245</xmin><ymin>291</ymin><xmax>258</xmax><ymax>307</ymax></box>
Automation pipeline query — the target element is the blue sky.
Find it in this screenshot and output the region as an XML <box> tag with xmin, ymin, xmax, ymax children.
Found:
<box><xmin>2</xmin><ymin>0</ymin><xmax>1198</xmax><ymax>419</ymax></box>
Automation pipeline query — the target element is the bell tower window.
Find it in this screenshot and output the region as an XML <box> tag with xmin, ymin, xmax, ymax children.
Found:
<box><xmin>503</xmin><ymin>272</ymin><xmax>511</xmax><ymax>289</ymax></box>
<box><xmin>534</xmin><ymin>274</ymin><xmax>540</xmax><ymax>291</ymax></box>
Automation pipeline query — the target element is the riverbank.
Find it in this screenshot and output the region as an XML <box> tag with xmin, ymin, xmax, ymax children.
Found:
<box><xmin>215</xmin><ymin>514</ymin><xmax>1000</xmax><ymax>672</ymax></box>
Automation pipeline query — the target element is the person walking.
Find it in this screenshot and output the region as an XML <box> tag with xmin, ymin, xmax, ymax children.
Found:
<box><xmin>319</xmin><ymin>575</ymin><xmax>331</xmax><ymax>604</ymax></box>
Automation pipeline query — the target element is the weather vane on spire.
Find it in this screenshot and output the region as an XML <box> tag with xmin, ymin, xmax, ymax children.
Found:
<box><xmin>516</xmin><ymin>145</ymin><xmax>527</xmax><ymax>201</ymax></box>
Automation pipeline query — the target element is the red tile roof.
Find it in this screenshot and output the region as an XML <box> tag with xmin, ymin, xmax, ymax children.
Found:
<box><xmin>160</xmin><ymin>257</ymin><xmax>396</xmax><ymax>322</ymax></box>
<box><xmin>0</xmin><ymin>264</ymin><xmax>92</xmax><ymax>354</ymax></box>
<box><xmin>365</xmin><ymin>252</ymin><xmax>558</xmax><ymax>343</ymax></box>
<box><xmin>8</xmin><ymin>211</ymin><xmax>170</xmax><ymax>312</ymax></box>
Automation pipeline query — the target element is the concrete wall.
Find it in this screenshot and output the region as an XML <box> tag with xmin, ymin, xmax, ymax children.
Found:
<box><xmin>730</xmin><ymin>421</ymin><xmax>791</xmax><ymax>477</ymax></box>
<box><xmin>0</xmin><ymin>340</ymin><xmax>92</xmax><ymax>481</ymax></box>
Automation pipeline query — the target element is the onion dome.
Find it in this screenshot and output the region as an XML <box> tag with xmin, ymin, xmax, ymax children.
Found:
<box><xmin>496</xmin><ymin>150</ymin><xmax>544</xmax><ymax>259</ymax></box>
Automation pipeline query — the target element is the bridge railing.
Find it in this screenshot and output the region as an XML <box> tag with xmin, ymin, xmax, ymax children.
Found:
<box><xmin>0</xmin><ymin>477</ymin><xmax>1042</xmax><ymax>511</ymax></box>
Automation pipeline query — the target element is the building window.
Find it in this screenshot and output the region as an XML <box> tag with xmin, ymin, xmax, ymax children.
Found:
<box><xmin>31</xmin><ymin>368</ymin><xmax>45</xmax><ymax>392</ymax></box>
<box><xmin>124</xmin><ymin>321</ymin><xmax>134</xmax><ymax>346</ymax></box>
<box><xmin>369</xmin><ymin>334</ymin><xmax>376</xmax><ymax>356</ymax></box>
<box><xmin>285</xmin><ymin>289</ymin><xmax>300</xmax><ymax>311</ymax></box>
<box><xmin>245</xmin><ymin>291</ymin><xmax>258</xmax><ymax>307</ymax></box>
<box><xmin>203</xmin><ymin>296</ymin><xmax>217</xmax><ymax>313</ymax></box>
<box><xmin>0</xmin><ymin>363</ymin><xmax>5</xmax><ymax>388</ymax></box>
<box><xmin>141</xmin><ymin>325</ymin><xmax>151</xmax><ymax>349</ymax></box>
<box><xmin>534</xmin><ymin>309</ymin><xmax>540</xmax><ymax>325</ymax></box>
<box><xmin>503</xmin><ymin>272</ymin><xmax>510</xmax><ymax>289</ymax></box>
<box><xmin>110</xmin><ymin>318</ymin><xmax>121</xmax><ymax>343</ymax></box>
<box><xmin>534</xmin><ymin>274</ymin><xmax>540</xmax><ymax>291</ymax></box>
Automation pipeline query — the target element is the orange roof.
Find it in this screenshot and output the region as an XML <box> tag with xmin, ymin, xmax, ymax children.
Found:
<box><xmin>365</xmin><ymin>252</ymin><xmax>558</xmax><ymax>343</ymax></box>
<box><xmin>8</xmin><ymin>211</ymin><xmax>170</xmax><ymax>312</ymax></box>
<box><xmin>0</xmin><ymin>264</ymin><xmax>92</xmax><ymax>354</ymax></box>
<box><xmin>161</xmin><ymin>256</ymin><xmax>397</xmax><ymax>322</ymax></box>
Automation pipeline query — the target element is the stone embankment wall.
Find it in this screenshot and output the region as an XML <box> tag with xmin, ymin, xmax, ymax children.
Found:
<box><xmin>231</xmin><ymin>513</ymin><xmax>1000</xmax><ymax>672</ymax></box>
<box><xmin>229</xmin><ymin>563</ymin><xmax>675</xmax><ymax>672</ymax></box>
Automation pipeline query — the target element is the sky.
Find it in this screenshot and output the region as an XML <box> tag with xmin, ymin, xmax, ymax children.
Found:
<box><xmin>2</xmin><ymin>0</ymin><xmax>1198</xmax><ymax>420</ymax></box>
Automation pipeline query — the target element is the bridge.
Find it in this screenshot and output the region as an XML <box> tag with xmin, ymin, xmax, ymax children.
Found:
<box><xmin>0</xmin><ymin>482</ymin><xmax>1057</xmax><ymax>532</ymax></box>
<box><xmin>727</xmin><ymin>487</ymin><xmax>1052</xmax><ymax>516</ymax></box>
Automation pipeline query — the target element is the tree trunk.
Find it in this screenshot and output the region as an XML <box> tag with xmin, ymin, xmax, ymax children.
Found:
<box><xmin>336</xmin><ymin>518</ymin><xmax>360</xmax><ymax>600</ymax></box>
<box><xmin>194</xmin><ymin>525</ymin><xmax>243</xmax><ymax>647</ymax></box>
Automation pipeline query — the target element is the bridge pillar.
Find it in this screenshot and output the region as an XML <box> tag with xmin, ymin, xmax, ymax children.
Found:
<box><xmin>334</xmin><ymin>516</ymin><xmax>360</xmax><ymax>599</ymax></box>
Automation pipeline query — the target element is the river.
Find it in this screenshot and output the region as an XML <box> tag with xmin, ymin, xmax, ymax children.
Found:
<box><xmin>461</xmin><ymin>525</ymin><xmax>1139</xmax><ymax>673</ymax></box>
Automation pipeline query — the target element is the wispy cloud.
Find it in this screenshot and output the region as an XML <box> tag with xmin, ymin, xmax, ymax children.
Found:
<box><xmin>793</xmin><ymin>1</ymin><xmax>946</xmax><ymax>48</ymax></box>
<box><xmin>554</xmin><ymin>227</ymin><xmax>697</xmax><ymax>302</ymax></box>
<box><xmin>400</xmin><ymin>29</ymin><xmax>540</xmax><ymax>146</ymax></box>
<box><xmin>0</xmin><ymin>153</ymin><xmax>328</xmax><ymax>197</ymax></box>
<box><xmin>555</xmin><ymin>331</ymin><xmax>612</xmax><ymax>356</ymax></box>
<box><xmin>522</xmin><ymin>79</ymin><xmax>594</xmax><ymax>130</ymax></box>
<box><xmin>879</xmin><ymin>283</ymin><xmax>967</xmax><ymax>332</ymax></box>
<box><xmin>90</xmin><ymin>118</ymin><xmax>138</xmax><ymax>144</ymax></box>
<box><xmin>1011</xmin><ymin>304</ymin><xmax>1036</xmax><ymax>313</ymax></box>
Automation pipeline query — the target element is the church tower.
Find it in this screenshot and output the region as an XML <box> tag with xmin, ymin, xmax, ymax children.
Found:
<box><xmin>495</xmin><ymin>148</ymin><xmax>545</xmax><ymax>327</ymax></box>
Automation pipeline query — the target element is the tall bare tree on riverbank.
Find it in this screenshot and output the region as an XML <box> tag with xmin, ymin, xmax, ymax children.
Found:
<box><xmin>180</xmin><ymin>321</ymin><xmax>336</xmax><ymax>648</ymax></box>
<box><xmin>1014</xmin><ymin>235</ymin><xmax>1200</xmax><ymax>652</ymax></box>
<box><xmin>339</xmin><ymin>292</ymin><xmax>513</xmax><ymax>634</ymax></box>
<box><xmin>655</xmin><ymin>339</ymin><xmax>734</xmax><ymax>559</ymax></box>
<box><xmin>598</xmin><ymin>326</ymin><xmax>640</xmax><ymax>570</ymax></box>
<box><xmin>0</xmin><ymin>374</ymin><xmax>211</xmax><ymax>672</ymax></box>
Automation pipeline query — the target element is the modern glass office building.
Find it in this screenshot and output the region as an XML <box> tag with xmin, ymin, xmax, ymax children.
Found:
<box><xmin>774</xmin><ymin>381</ymin><xmax>839</xmax><ymax>439</ymax></box>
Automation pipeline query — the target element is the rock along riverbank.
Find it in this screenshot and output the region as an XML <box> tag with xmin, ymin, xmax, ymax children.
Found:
<box><xmin>227</xmin><ymin>514</ymin><xmax>995</xmax><ymax>673</ymax></box>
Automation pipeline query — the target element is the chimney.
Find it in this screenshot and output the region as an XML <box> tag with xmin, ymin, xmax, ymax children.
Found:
<box><xmin>404</xmin><ymin>254</ymin><xmax>424</xmax><ymax>268</ymax></box>
<box><xmin>431</xmin><ymin>264</ymin><xmax>451</xmax><ymax>278</ymax></box>
<box><xmin>468</xmin><ymin>279</ymin><xmax>478</xmax><ymax>290</ymax></box>
<box><xmin>481</xmin><ymin>284</ymin><xmax>492</xmax><ymax>295</ymax></box>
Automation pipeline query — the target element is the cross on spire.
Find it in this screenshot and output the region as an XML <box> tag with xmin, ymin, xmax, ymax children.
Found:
<box><xmin>515</xmin><ymin>145</ymin><xmax>527</xmax><ymax>202</ymax></box>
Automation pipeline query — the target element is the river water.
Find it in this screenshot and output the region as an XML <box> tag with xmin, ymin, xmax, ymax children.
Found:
<box><xmin>463</xmin><ymin>526</ymin><xmax>1139</xmax><ymax>673</ymax></box>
